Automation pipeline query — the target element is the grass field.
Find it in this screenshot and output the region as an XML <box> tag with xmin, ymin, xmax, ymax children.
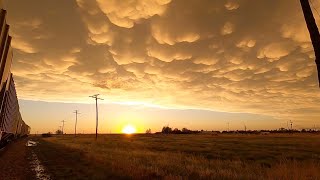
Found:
<box><xmin>33</xmin><ymin>134</ymin><xmax>320</xmax><ymax>179</ymax></box>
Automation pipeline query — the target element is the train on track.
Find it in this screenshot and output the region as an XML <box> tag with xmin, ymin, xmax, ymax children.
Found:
<box><xmin>0</xmin><ymin>3</ymin><xmax>30</xmax><ymax>147</ymax></box>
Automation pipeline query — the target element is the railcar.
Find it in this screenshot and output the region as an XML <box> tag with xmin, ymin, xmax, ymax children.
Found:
<box><xmin>0</xmin><ymin>6</ymin><xmax>30</xmax><ymax>146</ymax></box>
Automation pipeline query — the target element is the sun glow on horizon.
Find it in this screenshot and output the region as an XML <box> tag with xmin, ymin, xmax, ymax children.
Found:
<box><xmin>122</xmin><ymin>124</ymin><xmax>136</xmax><ymax>134</ymax></box>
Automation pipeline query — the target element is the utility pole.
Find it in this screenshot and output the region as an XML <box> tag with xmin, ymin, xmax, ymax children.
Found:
<box><xmin>89</xmin><ymin>94</ymin><xmax>104</xmax><ymax>140</ymax></box>
<box><xmin>61</xmin><ymin>120</ymin><xmax>66</xmax><ymax>135</ymax></box>
<box><xmin>73</xmin><ymin>110</ymin><xmax>81</xmax><ymax>137</ymax></box>
<box><xmin>290</xmin><ymin>120</ymin><xmax>293</xmax><ymax>130</ymax></box>
<box><xmin>300</xmin><ymin>0</ymin><xmax>320</xmax><ymax>87</ymax></box>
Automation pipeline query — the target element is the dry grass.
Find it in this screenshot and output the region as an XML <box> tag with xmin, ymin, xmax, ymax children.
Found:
<box><xmin>35</xmin><ymin>134</ymin><xmax>320</xmax><ymax>179</ymax></box>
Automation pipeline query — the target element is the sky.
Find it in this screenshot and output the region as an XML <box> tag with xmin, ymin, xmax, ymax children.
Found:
<box><xmin>2</xmin><ymin>0</ymin><xmax>320</xmax><ymax>133</ymax></box>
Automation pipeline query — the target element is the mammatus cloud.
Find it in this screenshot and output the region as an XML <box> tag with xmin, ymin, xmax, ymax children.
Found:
<box><xmin>5</xmin><ymin>0</ymin><xmax>320</xmax><ymax>127</ymax></box>
<box><xmin>96</xmin><ymin>0</ymin><xmax>171</xmax><ymax>28</ymax></box>
<box><xmin>257</xmin><ymin>42</ymin><xmax>296</xmax><ymax>62</ymax></box>
<box><xmin>225</xmin><ymin>1</ymin><xmax>239</xmax><ymax>11</ymax></box>
<box><xmin>236</xmin><ymin>39</ymin><xmax>256</xmax><ymax>48</ymax></box>
<box><xmin>11</xmin><ymin>38</ymin><xmax>37</xmax><ymax>54</ymax></box>
<box><xmin>221</xmin><ymin>22</ymin><xmax>234</xmax><ymax>35</ymax></box>
<box><xmin>152</xmin><ymin>25</ymin><xmax>200</xmax><ymax>45</ymax></box>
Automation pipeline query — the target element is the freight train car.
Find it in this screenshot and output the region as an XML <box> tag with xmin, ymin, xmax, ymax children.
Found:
<box><xmin>0</xmin><ymin>5</ymin><xmax>30</xmax><ymax>146</ymax></box>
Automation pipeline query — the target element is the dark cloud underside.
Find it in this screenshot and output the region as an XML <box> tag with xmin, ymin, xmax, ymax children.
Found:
<box><xmin>4</xmin><ymin>0</ymin><xmax>320</xmax><ymax>123</ymax></box>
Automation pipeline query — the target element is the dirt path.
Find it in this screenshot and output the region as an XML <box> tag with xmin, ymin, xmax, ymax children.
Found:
<box><xmin>0</xmin><ymin>138</ymin><xmax>35</xmax><ymax>180</ymax></box>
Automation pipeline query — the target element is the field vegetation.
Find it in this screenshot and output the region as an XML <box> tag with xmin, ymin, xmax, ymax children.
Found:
<box><xmin>34</xmin><ymin>134</ymin><xmax>320</xmax><ymax>179</ymax></box>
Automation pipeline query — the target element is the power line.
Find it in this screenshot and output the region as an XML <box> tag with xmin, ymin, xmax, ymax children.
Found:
<box><xmin>89</xmin><ymin>94</ymin><xmax>104</xmax><ymax>140</ymax></box>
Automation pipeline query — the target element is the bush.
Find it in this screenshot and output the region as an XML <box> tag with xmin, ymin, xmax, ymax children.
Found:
<box><xmin>145</xmin><ymin>129</ymin><xmax>152</xmax><ymax>134</ymax></box>
<box><xmin>42</xmin><ymin>132</ymin><xmax>52</xmax><ymax>138</ymax></box>
<box><xmin>162</xmin><ymin>126</ymin><xmax>172</xmax><ymax>134</ymax></box>
<box><xmin>56</xmin><ymin>129</ymin><xmax>63</xmax><ymax>135</ymax></box>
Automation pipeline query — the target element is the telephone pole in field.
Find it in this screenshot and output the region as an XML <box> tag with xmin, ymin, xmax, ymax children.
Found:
<box><xmin>61</xmin><ymin>120</ymin><xmax>66</xmax><ymax>134</ymax></box>
<box><xmin>89</xmin><ymin>94</ymin><xmax>104</xmax><ymax>140</ymax></box>
<box><xmin>73</xmin><ymin>110</ymin><xmax>81</xmax><ymax>137</ymax></box>
<box><xmin>300</xmin><ymin>0</ymin><xmax>320</xmax><ymax>87</ymax></box>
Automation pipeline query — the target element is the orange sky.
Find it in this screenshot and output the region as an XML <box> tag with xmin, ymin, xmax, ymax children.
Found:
<box><xmin>2</xmin><ymin>0</ymin><xmax>320</xmax><ymax>133</ymax></box>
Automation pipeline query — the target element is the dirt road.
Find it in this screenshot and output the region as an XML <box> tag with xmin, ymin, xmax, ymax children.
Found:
<box><xmin>0</xmin><ymin>138</ymin><xmax>35</xmax><ymax>180</ymax></box>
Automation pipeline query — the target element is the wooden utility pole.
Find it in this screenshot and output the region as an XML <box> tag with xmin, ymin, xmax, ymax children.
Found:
<box><xmin>73</xmin><ymin>110</ymin><xmax>80</xmax><ymax>137</ymax></box>
<box><xmin>300</xmin><ymin>0</ymin><xmax>320</xmax><ymax>87</ymax></box>
<box><xmin>89</xmin><ymin>94</ymin><xmax>104</xmax><ymax>140</ymax></box>
<box><xmin>61</xmin><ymin>120</ymin><xmax>66</xmax><ymax>134</ymax></box>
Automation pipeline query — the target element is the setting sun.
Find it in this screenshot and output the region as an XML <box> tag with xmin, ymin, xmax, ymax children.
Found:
<box><xmin>122</xmin><ymin>125</ymin><xmax>136</xmax><ymax>134</ymax></box>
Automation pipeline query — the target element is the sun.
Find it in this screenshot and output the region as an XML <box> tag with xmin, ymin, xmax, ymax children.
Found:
<box><xmin>122</xmin><ymin>124</ymin><xmax>136</xmax><ymax>134</ymax></box>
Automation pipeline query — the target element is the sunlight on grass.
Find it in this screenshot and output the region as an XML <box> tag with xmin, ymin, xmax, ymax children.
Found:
<box><xmin>41</xmin><ymin>134</ymin><xmax>320</xmax><ymax>179</ymax></box>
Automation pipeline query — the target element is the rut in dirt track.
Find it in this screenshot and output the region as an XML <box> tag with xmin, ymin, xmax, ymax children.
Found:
<box><xmin>0</xmin><ymin>138</ymin><xmax>35</xmax><ymax>180</ymax></box>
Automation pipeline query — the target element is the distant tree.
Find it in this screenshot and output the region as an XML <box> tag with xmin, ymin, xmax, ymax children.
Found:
<box><xmin>42</xmin><ymin>132</ymin><xmax>52</xmax><ymax>138</ymax></box>
<box><xmin>172</xmin><ymin>128</ymin><xmax>181</xmax><ymax>134</ymax></box>
<box><xmin>162</xmin><ymin>126</ymin><xmax>172</xmax><ymax>134</ymax></box>
<box><xmin>56</xmin><ymin>129</ymin><xmax>63</xmax><ymax>135</ymax></box>
<box><xmin>146</xmin><ymin>128</ymin><xmax>152</xmax><ymax>134</ymax></box>
<box><xmin>182</xmin><ymin>128</ymin><xmax>190</xmax><ymax>133</ymax></box>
